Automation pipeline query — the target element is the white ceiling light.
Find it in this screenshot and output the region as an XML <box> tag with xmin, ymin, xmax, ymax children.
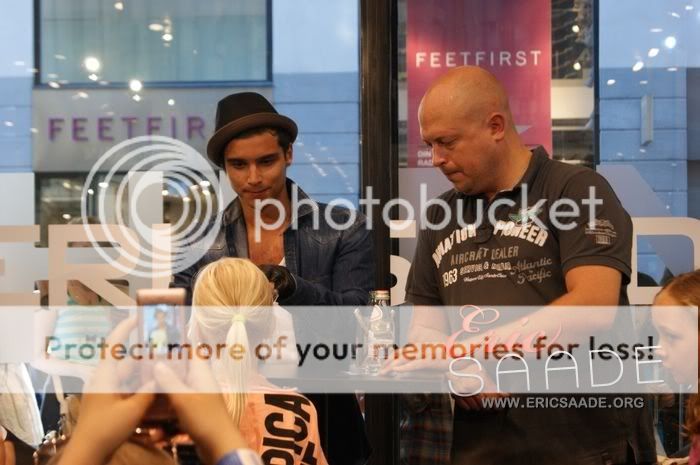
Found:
<box><xmin>83</xmin><ymin>56</ymin><xmax>101</xmax><ymax>73</ymax></box>
<box><xmin>149</xmin><ymin>23</ymin><xmax>164</xmax><ymax>32</ymax></box>
<box><xmin>648</xmin><ymin>48</ymin><xmax>660</xmax><ymax>57</ymax></box>
<box><xmin>606</xmin><ymin>79</ymin><xmax>616</xmax><ymax>86</ymax></box>
<box><xmin>632</xmin><ymin>61</ymin><xmax>644</xmax><ymax>72</ymax></box>
<box><xmin>129</xmin><ymin>79</ymin><xmax>143</xmax><ymax>92</ymax></box>
<box><xmin>132</xmin><ymin>94</ymin><xmax>142</xmax><ymax>102</ymax></box>
<box><xmin>167</xmin><ymin>98</ymin><xmax>175</xmax><ymax>106</ymax></box>
<box><xmin>573</xmin><ymin>62</ymin><xmax>582</xmax><ymax>71</ymax></box>
<box><xmin>114</xmin><ymin>2</ymin><xmax>124</xmax><ymax>11</ymax></box>
<box><xmin>162</xmin><ymin>33</ymin><xmax>173</xmax><ymax>42</ymax></box>
<box><xmin>664</xmin><ymin>36</ymin><xmax>677</xmax><ymax>49</ymax></box>
<box><xmin>571</xmin><ymin>24</ymin><xmax>580</xmax><ymax>33</ymax></box>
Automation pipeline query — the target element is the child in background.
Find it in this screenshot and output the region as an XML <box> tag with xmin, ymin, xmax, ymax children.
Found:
<box><xmin>653</xmin><ymin>270</ymin><xmax>700</xmax><ymax>465</ymax></box>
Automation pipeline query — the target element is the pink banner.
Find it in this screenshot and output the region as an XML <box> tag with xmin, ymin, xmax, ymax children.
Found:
<box><xmin>406</xmin><ymin>0</ymin><xmax>552</xmax><ymax>167</ymax></box>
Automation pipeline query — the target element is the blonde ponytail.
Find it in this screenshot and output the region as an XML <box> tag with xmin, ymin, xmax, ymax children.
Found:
<box><xmin>191</xmin><ymin>259</ymin><xmax>275</xmax><ymax>426</ymax></box>
<box><xmin>222</xmin><ymin>315</ymin><xmax>250</xmax><ymax>426</ymax></box>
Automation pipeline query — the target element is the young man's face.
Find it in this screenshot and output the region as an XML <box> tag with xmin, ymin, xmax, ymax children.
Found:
<box><xmin>223</xmin><ymin>131</ymin><xmax>292</xmax><ymax>210</ymax></box>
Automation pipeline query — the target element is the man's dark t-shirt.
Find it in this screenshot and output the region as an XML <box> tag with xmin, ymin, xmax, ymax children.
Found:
<box><xmin>405</xmin><ymin>148</ymin><xmax>655</xmax><ymax>464</ymax></box>
<box><xmin>407</xmin><ymin>147</ymin><xmax>632</xmax><ymax>312</ymax></box>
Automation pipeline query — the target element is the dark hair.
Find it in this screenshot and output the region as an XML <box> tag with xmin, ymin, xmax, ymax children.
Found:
<box><xmin>230</xmin><ymin>126</ymin><xmax>293</xmax><ymax>153</ymax></box>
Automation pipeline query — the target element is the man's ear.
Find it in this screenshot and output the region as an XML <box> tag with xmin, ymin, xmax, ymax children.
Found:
<box><xmin>285</xmin><ymin>146</ymin><xmax>293</xmax><ymax>166</ymax></box>
<box><xmin>488</xmin><ymin>113</ymin><xmax>506</xmax><ymax>141</ymax></box>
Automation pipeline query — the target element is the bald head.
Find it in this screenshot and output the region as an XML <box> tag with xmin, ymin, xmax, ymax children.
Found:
<box><xmin>419</xmin><ymin>66</ymin><xmax>513</xmax><ymax>129</ymax></box>
<box><xmin>417</xmin><ymin>66</ymin><xmax>532</xmax><ymax>197</ymax></box>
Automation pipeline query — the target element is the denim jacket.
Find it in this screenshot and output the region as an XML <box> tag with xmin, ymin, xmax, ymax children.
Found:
<box><xmin>172</xmin><ymin>179</ymin><xmax>374</xmax><ymax>329</ymax></box>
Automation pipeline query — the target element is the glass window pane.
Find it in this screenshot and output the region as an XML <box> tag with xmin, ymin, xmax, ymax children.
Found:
<box><xmin>599</xmin><ymin>0</ymin><xmax>696</xmax><ymax>286</ymax></box>
<box><xmin>40</xmin><ymin>0</ymin><xmax>269</xmax><ymax>84</ymax></box>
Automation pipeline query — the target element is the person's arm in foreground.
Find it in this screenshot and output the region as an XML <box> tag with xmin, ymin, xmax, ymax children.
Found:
<box><xmin>55</xmin><ymin>317</ymin><xmax>260</xmax><ymax>465</ymax></box>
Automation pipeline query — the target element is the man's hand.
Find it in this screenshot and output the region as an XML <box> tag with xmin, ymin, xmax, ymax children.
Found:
<box><xmin>258</xmin><ymin>264</ymin><xmax>296</xmax><ymax>300</ymax></box>
<box><xmin>379</xmin><ymin>345</ymin><xmax>450</xmax><ymax>375</ymax></box>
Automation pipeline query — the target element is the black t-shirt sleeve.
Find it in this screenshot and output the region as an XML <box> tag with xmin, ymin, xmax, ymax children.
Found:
<box><xmin>556</xmin><ymin>170</ymin><xmax>633</xmax><ymax>284</ymax></box>
<box><xmin>405</xmin><ymin>224</ymin><xmax>443</xmax><ymax>306</ymax></box>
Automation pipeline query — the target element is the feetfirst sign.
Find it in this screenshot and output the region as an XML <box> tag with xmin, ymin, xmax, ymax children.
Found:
<box><xmin>406</xmin><ymin>0</ymin><xmax>553</xmax><ymax>167</ymax></box>
<box><xmin>47</xmin><ymin>115</ymin><xmax>206</xmax><ymax>142</ymax></box>
<box><xmin>32</xmin><ymin>87</ymin><xmax>271</xmax><ymax>172</ymax></box>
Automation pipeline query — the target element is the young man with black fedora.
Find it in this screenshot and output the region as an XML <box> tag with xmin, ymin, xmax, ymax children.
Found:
<box><xmin>172</xmin><ymin>92</ymin><xmax>373</xmax><ymax>465</ymax></box>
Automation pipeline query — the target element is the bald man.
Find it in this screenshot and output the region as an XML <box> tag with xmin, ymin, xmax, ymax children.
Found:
<box><xmin>395</xmin><ymin>67</ymin><xmax>655</xmax><ymax>464</ymax></box>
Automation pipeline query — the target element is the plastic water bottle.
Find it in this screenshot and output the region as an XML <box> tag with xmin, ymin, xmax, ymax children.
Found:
<box><xmin>364</xmin><ymin>290</ymin><xmax>395</xmax><ymax>375</ymax></box>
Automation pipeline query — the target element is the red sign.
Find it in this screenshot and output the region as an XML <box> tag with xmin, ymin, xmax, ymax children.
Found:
<box><xmin>406</xmin><ymin>0</ymin><xmax>552</xmax><ymax>167</ymax></box>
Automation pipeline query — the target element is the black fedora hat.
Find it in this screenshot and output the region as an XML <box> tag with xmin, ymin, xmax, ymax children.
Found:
<box><xmin>206</xmin><ymin>92</ymin><xmax>298</xmax><ymax>167</ymax></box>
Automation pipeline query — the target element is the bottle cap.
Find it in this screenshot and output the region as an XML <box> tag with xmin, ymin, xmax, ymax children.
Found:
<box><xmin>370</xmin><ymin>290</ymin><xmax>390</xmax><ymax>300</ymax></box>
